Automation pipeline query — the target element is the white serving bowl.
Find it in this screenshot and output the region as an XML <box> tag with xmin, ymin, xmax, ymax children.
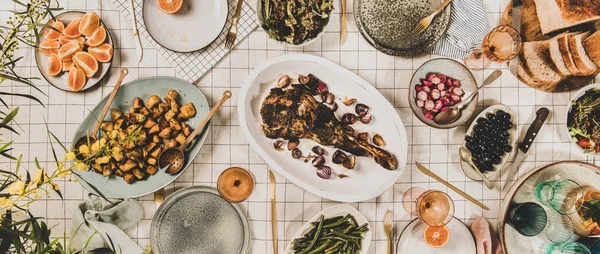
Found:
<box><xmin>565</xmin><ymin>83</ymin><xmax>600</xmax><ymax>157</ymax></box>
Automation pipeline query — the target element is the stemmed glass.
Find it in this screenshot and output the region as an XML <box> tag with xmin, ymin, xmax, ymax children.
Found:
<box><xmin>464</xmin><ymin>25</ymin><xmax>522</xmax><ymax>70</ymax></box>
<box><xmin>402</xmin><ymin>187</ymin><xmax>455</xmax><ymax>247</ymax></box>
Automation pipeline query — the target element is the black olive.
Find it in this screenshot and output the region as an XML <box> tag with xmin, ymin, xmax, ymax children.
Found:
<box><xmin>492</xmin><ymin>156</ymin><xmax>502</xmax><ymax>164</ymax></box>
<box><xmin>465</xmin><ymin>135</ymin><xmax>473</xmax><ymax>143</ymax></box>
<box><xmin>477</xmin><ymin>118</ymin><xmax>488</xmax><ymax>125</ymax></box>
<box><xmin>504</xmin><ymin>145</ymin><xmax>513</xmax><ymax>153</ymax></box>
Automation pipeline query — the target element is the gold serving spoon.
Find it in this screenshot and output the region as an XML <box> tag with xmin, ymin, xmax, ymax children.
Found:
<box><xmin>74</xmin><ymin>68</ymin><xmax>129</xmax><ymax>156</ymax></box>
<box><xmin>158</xmin><ymin>90</ymin><xmax>232</xmax><ymax>174</ymax></box>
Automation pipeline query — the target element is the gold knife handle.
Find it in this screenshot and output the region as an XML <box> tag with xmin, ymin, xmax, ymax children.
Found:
<box><xmin>271</xmin><ymin>197</ymin><xmax>278</xmax><ymax>254</ymax></box>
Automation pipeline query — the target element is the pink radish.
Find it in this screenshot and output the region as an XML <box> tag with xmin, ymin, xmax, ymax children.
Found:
<box><xmin>423</xmin><ymin>86</ymin><xmax>431</xmax><ymax>93</ymax></box>
<box><xmin>437</xmin><ymin>83</ymin><xmax>445</xmax><ymax>91</ymax></box>
<box><xmin>445</xmin><ymin>78</ymin><xmax>452</xmax><ymax>87</ymax></box>
<box><xmin>422</xmin><ymin>80</ymin><xmax>433</xmax><ymax>87</ymax></box>
<box><xmin>441</xmin><ymin>97</ymin><xmax>450</xmax><ymax>106</ymax></box>
<box><xmin>424</xmin><ymin>111</ymin><xmax>434</xmax><ymax>120</ymax></box>
<box><xmin>426</xmin><ymin>73</ymin><xmax>437</xmax><ymax>81</ymax></box>
<box><xmin>415</xmin><ymin>85</ymin><xmax>424</xmax><ymax>92</ymax></box>
<box><xmin>416</xmin><ymin>100</ymin><xmax>425</xmax><ymax>107</ymax></box>
<box><xmin>453</xmin><ymin>79</ymin><xmax>461</xmax><ymax>86</ymax></box>
<box><xmin>434</xmin><ymin>100</ymin><xmax>443</xmax><ymax>110</ymax></box>
<box><xmin>451</xmin><ymin>94</ymin><xmax>461</xmax><ymax>102</ymax></box>
<box><xmin>453</xmin><ymin>87</ymin><xmax>463</xmax><ymax>96</ymax></box>
<box><xmin>438</xmin><ymin>74</ymin><xmax>447</xmax><ymax>84</ymax></box>
<box><xmin>424</xmin><ymin>100</ymin><xmax>434</xmax><ymax>111</ymax></box>
<box><xmin>441</xmin><ymin>107</ymin><xmax>449</xmax><ymax>112</ymax></box>
<box><xmin>417</xmin><ymin>91</ymin><xmax>428</xmax><ymax>101</ymax></box>
<box><xmin>448</xmin><ymin>86</ymin><xmax>454</xmax><ymax>93</ymax></box>
<box><xmin>440</xmin><ymin>90</ymin><xmax>446</xmax><ymax>97</ymax></box>
<box><xmin>431</xmin><ymin>77</ymin><xmax>441</xmax><ymax>85</ymax></box>
<box><xmin>431</xmin><ymin>89</ymin><xmax>440</xmax><ymax>100</ymax></box>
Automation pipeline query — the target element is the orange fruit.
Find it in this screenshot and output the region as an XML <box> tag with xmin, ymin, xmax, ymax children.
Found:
<box><xmin>47</xmin><ymin>54</ymin><xmax>63</xmax><ymax>76</ymax></box>
<box><xmin>79</xmin><ymin>12</ymin><xmax>100</xmax><ymax>36</ymax></box>
<box><xmin>73</xmin><ymin>52</ymin><xmax>98</xmax><ymax>78</ymax></box>
<box><xmin>58</xmin><ymin>35</ymin><xmax>85</xmax><ymax>46</ymax></box>
<box><xmin>157</xmin><ymin>0</ymin><xmax>183</xmax><ymax>14</ymax></box>
<box><xmin>62</xmin><ymin>59</ymin><xmax>75</xmax><ymax>72</ymax></box>
<box><xmin>85</xmin><ymin>26</ymin><xmax>106</xmax><ymax>47</ymax></box>
<box><xmin>44</xmin><ymin>20</ymin><xmax>64</xmax><ymax>41</ymax></box>
<box><xmin>63</xmin><ymin>17</ymin><xmax>82</xmax><ymax>38</ymax></box>
<box><xmin>88</xmin><ymin>43</ymin><xmax>113</xmax><ymax>63</ymax></box>
<box><xmin>57</xmin><ymin>42</ymin><xmax>82</xmax><ymax>60</ymax></box>
<box><xmin>68</xmin><ymin>67</ymin><xmax>86</xmax><ymax>91</ymax></box>
<box><xmin>39</xmin><ymin>40</ymin><xmax>60</xmax><ymax>56</ymax></box>
<box><xmin>424</xmin><ymin>226</ymin><xmax>449</xmax><ymax>248</ymax></box>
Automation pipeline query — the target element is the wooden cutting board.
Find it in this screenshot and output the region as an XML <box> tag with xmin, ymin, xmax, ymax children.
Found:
<box><xmin>502</xmin><ymin>0</ymin><xmax>598</xmax><ymax>92</ymax></box>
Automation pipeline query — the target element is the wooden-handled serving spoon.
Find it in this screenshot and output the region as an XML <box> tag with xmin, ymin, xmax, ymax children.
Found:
<box><xmin>158</xmin><ymin>90</ymin><xmax>232</xmax><ymax>175</ymax></box>
<box><xmin>74</xmin><ymin>68</ymin><xmax>129</xmax><ymax>155</ymax></box>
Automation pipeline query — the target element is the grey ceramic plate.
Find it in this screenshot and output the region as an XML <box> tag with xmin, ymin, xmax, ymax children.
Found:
<box><xmin>143</xmin><ymin>0</ymin><xmax>228</xmax><ymax>52</ymax></box>
<box><xmin>408</xmin><ymin>58</ymin><xmax>478</xmax><ymax>129</ymax></box>
<box><xmin>35</xmin><ymin>11</ymin><xmax>113</xmax><ymax>92</ymax></box>
<box><xmin>72</xmin><ymin>77</ymin><xmax>210</xmax><ymax>198</ymax></box>
<box><xmin>354</xmin><ymin>0</ymin><xmax>451</xmax><ymax>57</ymax></box>
<box><xmin>150</xmin><ymin>186</ymin><xmax>250</xmax><ymax>254</ymax></box>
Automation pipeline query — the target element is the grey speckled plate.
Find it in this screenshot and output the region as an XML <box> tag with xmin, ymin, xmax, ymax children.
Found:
<box><xmin>354</xmin><ymin>0</ymin><xmax>451</xmax><ymax>57</ymax></box>
<box><xmin>150</xmin><ymin>186</ymin><xmax>250</xmax><ymax>254</ymax></box>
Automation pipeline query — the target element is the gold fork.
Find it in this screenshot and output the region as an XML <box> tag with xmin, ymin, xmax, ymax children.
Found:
<box><xmin>225</xmin><ymin>0</ymin><xmax>245</xmax><ymax>49</ymax></box>
<box><xmin>384</xmin><ymin>210</ymin><xmax>394</xmax><ymax>254</ymax></box>
<box><xmin>154</xmin><ymin>188</ymin><xmax>165</xmax><ymax>206</ymax></box>
<box><xmin>412</xmin><ymin>0</ymin><xmax>453</xmax><ymax>36</ymax></box>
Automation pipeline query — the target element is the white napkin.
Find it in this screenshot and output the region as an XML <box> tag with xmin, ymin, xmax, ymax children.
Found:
<box><xmin>69</xmin><ymin>194</ymin><xmax>144</xmax><ymax>254</ymax></box>
<box><xmin>427</xmin><ymin>0</ymin><xmax>489</xmax><ymax>59</ymax></box>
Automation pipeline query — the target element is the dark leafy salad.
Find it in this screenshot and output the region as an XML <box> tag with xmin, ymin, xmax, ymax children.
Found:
<box><xmin>567</xmin><ymin>88</ymin><xmax>600</xmax><ymax>153</ymax></box>
<box><xmin>261</xmin><ymin>0</ymin><xmax>334</xmax><ymax>45</ymax></box>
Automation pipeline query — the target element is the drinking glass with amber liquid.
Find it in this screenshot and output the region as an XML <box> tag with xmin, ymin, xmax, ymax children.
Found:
<box><xmin>402</xmin><ymin>187</ymin><xmax>455</xmax><ymax>247</ymax></box>
<box><xmin>464</xmin><ymin>25</ymin><xmax>522</xmax><ymax>70</ymax></box>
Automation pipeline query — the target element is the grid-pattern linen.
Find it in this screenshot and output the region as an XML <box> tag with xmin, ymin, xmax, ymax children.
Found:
<box><xmin>1</xmin><ymin>0</ymin><xmax>598</xmax><ymax>253</ymax></box>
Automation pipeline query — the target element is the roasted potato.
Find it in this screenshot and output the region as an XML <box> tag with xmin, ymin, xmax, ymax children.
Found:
<box><xmin>115</xmin><ymin>169</ymin><xmax>124</xmax><ymax>177</ymax></box>
<box><xmin>146</xmin><ymin>165</ymin><xmax>158</xmax><ymax>175</ymax></box>
<box><xmin>120</xmin><ymin>160</ymin><xmax>137</xmax><ymax>172</ymax></box>
<box><xmin>132</xmin><ymin>168</ymin><xmax>145</xmax><ymax>180</ymax></box>
<box><xmin>158</xmin><ymin>117</ymin><xmax>169</xmax><ymax>129</ymax></box>
<box><xmin>144</xmin><ymin>118</ymin><xmax>158</xmax><ymax>129</ymax></box>
<box><xmin>140</xmin><ymin>107</ymin><xmax>150</xmax><ymax>116</ymax></box>
<box><xmin>100</xmin><ymin>121</ymin><xmax>113</xmax><ymax>132</ymax></box>
<box><xmin>149</xmin><ymin>146</ymin><xmax>162</xmax><ymax>158</ymax></box>
<box><xmin>133</xmin><ymin>97</ymin><xmax>144</xmax><ymax>109</ymax></box>
<box><xmin>175</xmin><ymin>133</ymin><xmax>187</xmax><ymax>145</ymax></box>
<box><xmin>147</xmin><ymin>157</ymin><xmax>157</xmax><ymax>166</ymax></box>
<box><xmin>169</xmin><ymin>118</ymin><xmax>182</xmax><ymax>131</ymax></box>
<box><xmin>164</xmin><ymin>139</ymin><xmax>178</xmax><ymax>149</ymax></box>
<box><xmin>166</xmin><ymin>89</ymin><xmax>178</xmax><ymax>102</ymax></box>
<box><xmin>182</xmin><ymin>122</ymin><xmax>191</xmax><ymax>137</ymax></box>
<box><xmin>148</xmin><ymin>125</ymin><xmax>160</xmax><ymax>135</ymax></box>
<box><xmin>146</xmin><ymin>95</ymin><xmax>161</xmax><ymax>108</ymax></box>
<box><xmin>164</xmin><ymin>109</ymin><xmax>177</xmax><ymax>121</ymax></box>
<box><xmin>129</xmin><ymin>113</ymin><xmax>146</xmax><ymax>123</ymax></box>
<box><xmin>178</xmin><ymin>103</ymin><xmax>196</xmax><ymax>120</ymax></box>
<box><xmin>152</xmin><ymin>135</ymin><xmax>161</xmax><ymax>144</ymax></box>
<box><xmin>102</xmin><ymin>166</ymin><xmax>112</xmax><ymax>177</ymax></box>
<box><xmin>123</xmin><ymin>173</ymin><xmax>136</xmax><ymax>184</ymax></box>
<box><xmin>170</xmin><ymin>100</ymin><xmax>179</xmax><ymax>113</ymax></box>
<box><xmin>111</xmin><ymin>109</ymin><xmax>123</xmax><ymax>120</ymax></box>
<box><xmin>158</xmin><ymin>127</ymin><xmax>172</xmax><ymax>139</ymax></box>
<box><xmin>145</xmin><ymin>142</ymin><xmax>158</xmax><ymax>153</ymax></box>
<box><xmin>113</xmin><ymin>118</ymin><xmax>125</xmax><ymax>130</ymax></box>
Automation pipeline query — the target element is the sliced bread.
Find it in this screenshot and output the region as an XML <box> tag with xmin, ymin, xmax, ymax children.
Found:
<box><xmin>583</xmin><ymin>30</ymin><xmax>600</xmax><ymax>67</ymax></box>
<box><xmin>568</xmin><ymin>31</ymin><xmax>598</xmax><ymax>75</ymax></box>
<box><xmin>558</xmin><ymin>32</ymin><xmax>583</xmax><ymax>76</ymax></box>
<box><xmin>517</xmin><ymin>53</ymin><xmax>540</xmax><ymax>87</ymax></box>
<box><xmin>520</xmin><ymin>41</ymin><xmax>563</xmax><ymax>87</ymax></box>
<box><xmin>534</xmin><ymin>0</ymin><xmax>600</xmax><ymax>35</ymax></box>
<box><xmin>549</xmin><ymin>35</ymin><xmax>573</xmax><ymax>76</ymax></box>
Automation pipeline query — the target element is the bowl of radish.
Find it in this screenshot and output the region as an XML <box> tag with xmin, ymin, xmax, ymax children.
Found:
<box><xmin>408</xmin><ymin>58</ymin><xmax>478</xmax><ymax>129</ymax></box>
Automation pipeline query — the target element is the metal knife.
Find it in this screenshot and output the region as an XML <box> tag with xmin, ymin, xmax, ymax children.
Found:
<box><xmin>503</xmin><ymin>107</ymin><xmax>549</xmax><ymax>193</ymax></box>
<box><xmin>129</xmin><ymin>0</ymin><xmax>143</xmax><ymax>63</ymax></box>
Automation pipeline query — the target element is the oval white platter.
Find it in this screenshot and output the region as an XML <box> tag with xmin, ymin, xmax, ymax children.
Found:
<box><xmin>238</xmin><ymin>54</ymin><xmax>408</xmax><ymax>202</ymax></box>
<box><xmin>461</xmin><ymin>104</ymin><xmax>518</xmax><ymax>181</ymax></box>
<box><xmin>284</xmin><ymin>204</ymin><xmax>371</xmax><ymax>253</ymax></box>
<box><xmin>498</xmin><ymin>161</ymin><xmax>600</xmax><ymax>253</ymax></box>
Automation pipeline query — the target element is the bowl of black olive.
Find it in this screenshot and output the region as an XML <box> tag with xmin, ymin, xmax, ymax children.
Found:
<box><xmin>460</xmin><ymin>105</ymin><xmax>517</xmax><ymax>181</ymax></box>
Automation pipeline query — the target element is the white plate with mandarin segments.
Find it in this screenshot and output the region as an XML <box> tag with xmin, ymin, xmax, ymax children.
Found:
<box><xmin>284</xmin><ymin>204</ymin><xmax>371</xmax><ymax>254</ymax></box>
<box><xmin>143</xmin><ymin>0</ymin><xmax>228</xmax><ymax>52</ymax></box>
<box><xmin>461</xmin><ymin>104</ymin><xmax>518</xmax><ymax>181</ymax></box>
<box><xmin>396</xmin><ymin>217</ymin><xmax>476</xmax><ymax>253</ymax></box>
<box><xmin>238</xmin><ymin>54</ymin><xmax>408</xmax><ymax>202</ymax></box>
<box><xmin>35</xmin><ymin>11</ymin><xmax>113</xmax><ymax>92</ymax></box>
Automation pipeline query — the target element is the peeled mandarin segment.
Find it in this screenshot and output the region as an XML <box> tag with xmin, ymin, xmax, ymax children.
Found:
<box><xmin>157</xmin><ymin>0</ymin><xmax>183</xmax><ymax>14</ymax></box>
<box><xmin>62</xmin><ymin>60</ymin><xmax>75</xmax><ymax>72</ymax></box>
<box><xmin>58</xmin><ymin>35</ymin><xmax>85</xmax><ymax>46</ymax></box>
<box><xmin>63</xmin><ymin>17</ymin><xmax>82</xmax><ymax>39</ymax></box>
<box><xmin>73</xmin><ymin>52</ymin><xmax>99</xmax><ymax>78</ymax></box>
<box><xmin>47</xmin><ymin>54</ymin><xmax>63</xmax><ymax>77</ymax></box>
<box><xmin>85</xmin><ymin>26</ymin><xmax>107</xmax><ymax>47</ymax></box>
<box><xmin>68</xmin><ymin>67</ymin><xmax>87</xmax><ymax>91</ymax></box>
<box><xmin>39</xmin><ymin>40</ymin><xmax>61</xmax><ymax>56</ymax></box>
<box><xmin>57</xmin><ymin>41</ymin><xmax>82</xmax><ymax>60</ymax></box>
<box><xmin>88</xmin><ymin>43</ymin><xmax>113</xmax><ymax>63</ymax></box>
<box><xmin>44</xmin><ymin>21</ymin><xmax>65</xmax><ymax>41</ymax></box>
<box><xmin>79</xmin><ymin>12</ymin><xmax>100</xmax><ymax>37</ymax></box>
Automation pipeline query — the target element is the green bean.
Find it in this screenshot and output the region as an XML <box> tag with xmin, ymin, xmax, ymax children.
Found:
<box><xmin>307</xmin><ymin>239</ymin><xmax>332</xmax><ymax>254</ymax></box>
<box><xmin>311</xmin><ymin>215</ymin><xmax>343</xmax><ymax>226</ymax></box>
<box><xmin>321</xmin><ymin>236</ymin><xmax>348</xmax><ymax>242</ymax></box>
<box><xmin>324</xmin><ymin>241</ymin><xmax>343</xmax><ymax>252</ymax></box>
<box><xmin>299</xmin><ymin>215</ymin><xmax>325</xmax><ymax>254</ymax></box>
<box><xmin>331</xmin><ymin>229</ymin><xmax>363</xmax><ymax>240</ymax></box>
<box><xmin>323</xmin><ymin>214</ymin><xmax>351</xmax><ymax>228</ymax></box>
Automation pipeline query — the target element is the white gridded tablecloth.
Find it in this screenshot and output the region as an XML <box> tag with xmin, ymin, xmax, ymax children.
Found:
<box><xmin>0</xmin><ymin>0</ymin><xmax>598</xmax><ymax>253</ymax></box>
